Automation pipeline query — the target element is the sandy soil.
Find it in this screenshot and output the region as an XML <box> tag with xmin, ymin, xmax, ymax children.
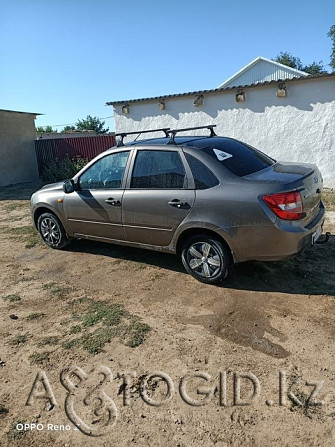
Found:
<box><xmin>0</xmin><ymin>185</ymin><xmax>334</xmax><ymax>447</ymax></box>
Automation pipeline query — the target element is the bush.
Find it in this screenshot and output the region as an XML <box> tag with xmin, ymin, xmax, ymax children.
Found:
<box><xmin>41</xmin><ymin>157</ymin><xmax>89</xmax><ymax>183</ymax></box>
<box><xmin>73</xmin><ymin>157</ymin><xmax>89</xmax><ymax>172</ymax></box>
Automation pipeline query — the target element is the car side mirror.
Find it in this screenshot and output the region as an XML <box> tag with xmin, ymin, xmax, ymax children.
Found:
<box><xmin>63</xmin><ymin>179</ymin><xmax>76</xmax><ymax>194</ymax></box>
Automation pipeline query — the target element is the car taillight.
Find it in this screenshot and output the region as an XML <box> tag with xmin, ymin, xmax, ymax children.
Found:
<box><xmin>262</xmin><ymin>191</ymin><xmax>305</xmax><ymax>220</ymax></box>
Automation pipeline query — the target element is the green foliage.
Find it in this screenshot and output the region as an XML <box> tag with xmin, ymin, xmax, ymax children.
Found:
<box><xmin>26</xmin><ymin>312</ymin><xmax>46</xmax><ymax>321</ymax></box>
<box><xmin>82</xmin><ymin>302</ymin><xmax>125</xmax><ymax>327</ymax></box>
<box><xmin>62</xmin><ymin>125</ymin><xmax>76</xmax><ymax>132</ymax></box>
<box><xmin>10</xmin><ymin>334</ymin><xmax>27</xmax><ymax>346</ymax></box>
<box><xmin>36</xmin><ymin>125</ymin><xmax>56</xmax><ymax>133</ymax></box>
<box><xmin>41</xmin><ymin>158</ymin><xmax>76</xmax><ymax>183</ymax></box>
<box><xmin>273</xmin><ymin>52</ymin><xmax>327</xmax><ymax>75</ymax></box>
<box><xmin>38</xmin><ymin>336</ymin><xmax>59</xmax><ymax>346</ymax></box>
<box><xmin>80</xmin><ymin>330</ymin><xmax>112</xmax><ymax>354</ymax></box>
<box><xmin>69</xmin><ymin>324</ymin><xmax>82</xmax><ymax>334</ymax></box>
<box><xmin>274</xmin><ymin>52</ymin><xmax>304</xmax><ymax>70</ymax></box>
<box><xmin>328</xmin><ymin>25</ymin><xmax>335</xmax><ymax>70</ymax></box>
<box><xmin>42</xmin><ymin>282</ymin><xmax>71</xmax><ymax>298</ymax></box>
<box><xmin>73</xmin><ymin>156</ymin><xmax>89</xmax><ymax>172</ymax></box>
<box><xmin>303</xmin><ymin>61</ymin><xmax>327</xmax><ymax>75</ymax></box>
<box><xmin>62</xmin><ymin>300</ymin><xmax>151</xmax><ymax>355</ymax></box>
<box><xmin>75</xmin><ymin>115</ymin><xmax>109</xmax><ymax>133</ymax></box>
<box><xmin>41</xmin><ymin>157</ymin><xmax>88</xmax><ymax>183</ymax></box>
<box><xmin>3</xmin><ymin>294</ymin><xmax>21</xmax><ymax>302</ymax></box>
<box><xmin>62</xmin><ymin>339</ymin><xmax>81</xmax><ymax>349</ymax></box>
<box><xmin>125</xmin><ymin>320</ymin><xmax>151</xmax><ymax>347</ymax></box>
<box><xmin>29</xmin><ymin>351</ymin><xmax>50</xmax><ymax>365</ymax></box>
<box><xmin>38</xmin><ymin>115</ymin><xmax>110</xmax><ymax>134</ymax></box>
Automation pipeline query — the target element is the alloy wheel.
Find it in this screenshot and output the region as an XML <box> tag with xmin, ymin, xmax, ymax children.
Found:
<box><xmin>40</xmin><ymin>217</ymin><xmax>61</xmax><ymax>245</ymax></box>
<box><xmin>186</xmin><ymin>241</ymin><xmax>222</xmax><ymax>278</ymax></box>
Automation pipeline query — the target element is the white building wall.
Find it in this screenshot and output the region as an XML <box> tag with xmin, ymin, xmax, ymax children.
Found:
<box><xmin>113</xmin><ymin>77</ymin><xmax>335</xmax><ymax>188</ymax></box>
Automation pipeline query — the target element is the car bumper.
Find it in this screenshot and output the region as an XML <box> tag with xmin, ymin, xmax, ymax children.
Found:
<box><xmin>219</xmin><ymin>205</ymin><xmax>326</xmax><ymax>262</ymax></box>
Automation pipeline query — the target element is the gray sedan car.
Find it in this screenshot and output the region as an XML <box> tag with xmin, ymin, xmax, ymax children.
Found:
<box><xmin>31</xmin><ymin>125</ymin><xmax>326</xmax><ymax>284</ymax></box>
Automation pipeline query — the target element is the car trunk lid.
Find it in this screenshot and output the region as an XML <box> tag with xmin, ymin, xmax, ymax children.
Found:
<box><xmin>244</xmin><ymin>161</ymin><xmax>323</xmax><ymax>223</ymax></box>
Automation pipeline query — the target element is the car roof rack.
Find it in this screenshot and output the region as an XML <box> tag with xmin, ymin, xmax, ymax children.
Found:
<box><xmin>167</xmin><ymin>125</ymin><xmax>217</xmax><ymax>144</ymax></box>
<box><xmin>115</xmin><ymin>128</ymin><xmax>171</xmax><ymax>146</ymax></box>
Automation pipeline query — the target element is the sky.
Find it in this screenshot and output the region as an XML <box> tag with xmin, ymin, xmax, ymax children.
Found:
<box><xmin>0</xmin><ymin>0</ymin><xmax>334</xmax><ymax>132</ymax></box>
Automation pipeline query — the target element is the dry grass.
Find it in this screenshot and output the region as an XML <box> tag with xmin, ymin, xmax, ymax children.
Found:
<box><xmin>322</xmin><ymin>190</ymin><xmax>335</xmax><ymax>211</ymax></box>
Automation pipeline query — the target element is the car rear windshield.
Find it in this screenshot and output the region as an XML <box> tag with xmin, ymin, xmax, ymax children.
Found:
<box><xmin>185</xmin><ymin>138</ymin><xmax>275</xmax><ymax>177</ymax></box>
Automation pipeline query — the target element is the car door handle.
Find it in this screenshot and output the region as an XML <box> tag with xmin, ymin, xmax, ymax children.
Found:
<box><xmin>168</xmin><ymin>199</ymin><xmax>187</xmax><ymax>208</ymax></box>
<box><xmin>105</xmin><ymin>198</ymin><xmax>121</xmax><ymax>206</ymax></box>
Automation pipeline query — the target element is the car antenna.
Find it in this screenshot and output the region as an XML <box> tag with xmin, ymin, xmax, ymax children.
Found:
<box><xmin>167</xmin><ymin>125</ymin><xmax>217</xmax><ymax>144</ymax></box>
<box><xmin>115</xmin><ymin>128</ymin><xmax>171</xmax><ymax>146</ymax></box>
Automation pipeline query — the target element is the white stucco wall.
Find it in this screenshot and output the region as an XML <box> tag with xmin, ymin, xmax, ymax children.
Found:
<box><xmin>113</xmin><ymin>77</ymin><xmax>335</xmax><ymax>188</ymax></box>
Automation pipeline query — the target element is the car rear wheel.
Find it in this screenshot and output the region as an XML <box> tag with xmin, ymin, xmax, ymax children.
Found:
<box><xmin>181</xmin><ymin>235</ymin><xmax>232</xmax><ymax>284</ymax></box>
<box><xmin>37</xmin><ymin>213</ymin><xmax>70</xmax><ymax>249</ymax></box>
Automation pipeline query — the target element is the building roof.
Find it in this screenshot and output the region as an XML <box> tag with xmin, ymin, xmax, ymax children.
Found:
<box><xmin>0</xmin><ymin>108</ymin><xmax>42</xmax><ymax>116</ymax></box>
<box><xmin>217</xmin><ymin>56</ymin><xmax>309</xmax><ymax>88</ymax></box>
<box><xmin>106</xmin><ymin>72</ymin><xmax>335</xmax><ymax>106</ymax></box>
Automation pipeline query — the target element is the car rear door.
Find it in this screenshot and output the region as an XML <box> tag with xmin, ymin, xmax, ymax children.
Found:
<box><xmin>122</xmin><ymin>148</ymin><xmax>195</xmax><ymax>246</ymax></box>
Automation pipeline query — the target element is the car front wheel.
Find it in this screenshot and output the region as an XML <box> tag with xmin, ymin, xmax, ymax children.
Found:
<box><xmin>181</xmin><ymin>235</ymin><xmax>232</xmax><ymax>284</ymax></box>
<box><xmin>37</xmin><ymin>212</ymin><xmax>70</xmax><ymax>249</ymax></box>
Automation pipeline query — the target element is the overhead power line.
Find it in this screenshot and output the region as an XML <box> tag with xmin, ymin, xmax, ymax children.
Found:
<box><xmin>37</xmin><ymin>115</ymin><xmax>114</xmax><ymax>129</ymax></box>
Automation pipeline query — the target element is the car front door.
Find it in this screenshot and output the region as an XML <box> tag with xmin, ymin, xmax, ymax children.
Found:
<box><xmin>122</xmin><ymin>148</ymin><xmax>195</xmax><ymax>246</ymax></box>
<box><xmin>63</xmin><ymin>150</ymin><xmax>131</xmax><ymax>241</ymax></box>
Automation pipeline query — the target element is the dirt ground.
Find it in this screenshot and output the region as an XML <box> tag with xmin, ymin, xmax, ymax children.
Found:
<box><xmin>0</xmin><ymin>184</ymin><xmax>334</xmax><ymax>447</ymax></box>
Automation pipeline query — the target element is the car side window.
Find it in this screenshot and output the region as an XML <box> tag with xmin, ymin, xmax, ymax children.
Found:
<box><xmin>131</xmin><ymin>150</ymin><xmax>187</xmax><ymax>189</ymax></box>
<box><xmin>79</xmin><ymin>151</ymin><xmax>130</xmax><ymax>190</ymax></box>
<box><xmin>185</xmin><ymin>153</ymin><xmax>219</xmax><ymax>189</ymax></box>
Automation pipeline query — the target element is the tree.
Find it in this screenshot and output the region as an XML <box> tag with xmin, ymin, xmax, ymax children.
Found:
<box><xmin>36</xmin><ymin>125</ymin><xmax>56</xmax><ymax>133</ymax></box>
<box><xmin>303</xmin><ymin>61</ymin><xmax>327</xmax><ymax>75</ymax></box>
<box><xmin>328</xmin><ymin>25</ymin><xmax>335</xmax><ymax>71</ymax></box>
<box><xmin>37</xmin><ymin>115</ymin><xmax>110</xmax><ymax>135</ymax></box>
<box><xmin>274</xmin><ymin>52</ymin><xmax>304</xmax><ymax>70</ymax></box>
<box><xmin>62</xmin><ymin>125</ymin><xmax>76</xmax><ymax>132</ymax></box>
<box><xmin>273</xmin><ymin>52</ymin><xmax>327</xmax><ymax>75</ymax></box>
<box><xmin>75</xmin><ymin>115</ymin><xmax>109</xmax><ymax>133</ymax></box>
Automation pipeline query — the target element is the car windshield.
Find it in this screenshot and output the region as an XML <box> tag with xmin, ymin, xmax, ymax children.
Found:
<box><xmin>185</xmin><ymin>137</ymin><xmax>275</xmax><ymax>177</ymax></box>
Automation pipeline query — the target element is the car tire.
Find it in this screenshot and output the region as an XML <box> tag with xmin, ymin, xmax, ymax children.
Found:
<box><xmin>37</xmin><ymin>212</ymin><xmax>70</xmax><ymax>249</ymax></box>
<box><xmin>181</xmin><ymin>235</ymin><xmax>232</xmax><ymax>284</ymax></box>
